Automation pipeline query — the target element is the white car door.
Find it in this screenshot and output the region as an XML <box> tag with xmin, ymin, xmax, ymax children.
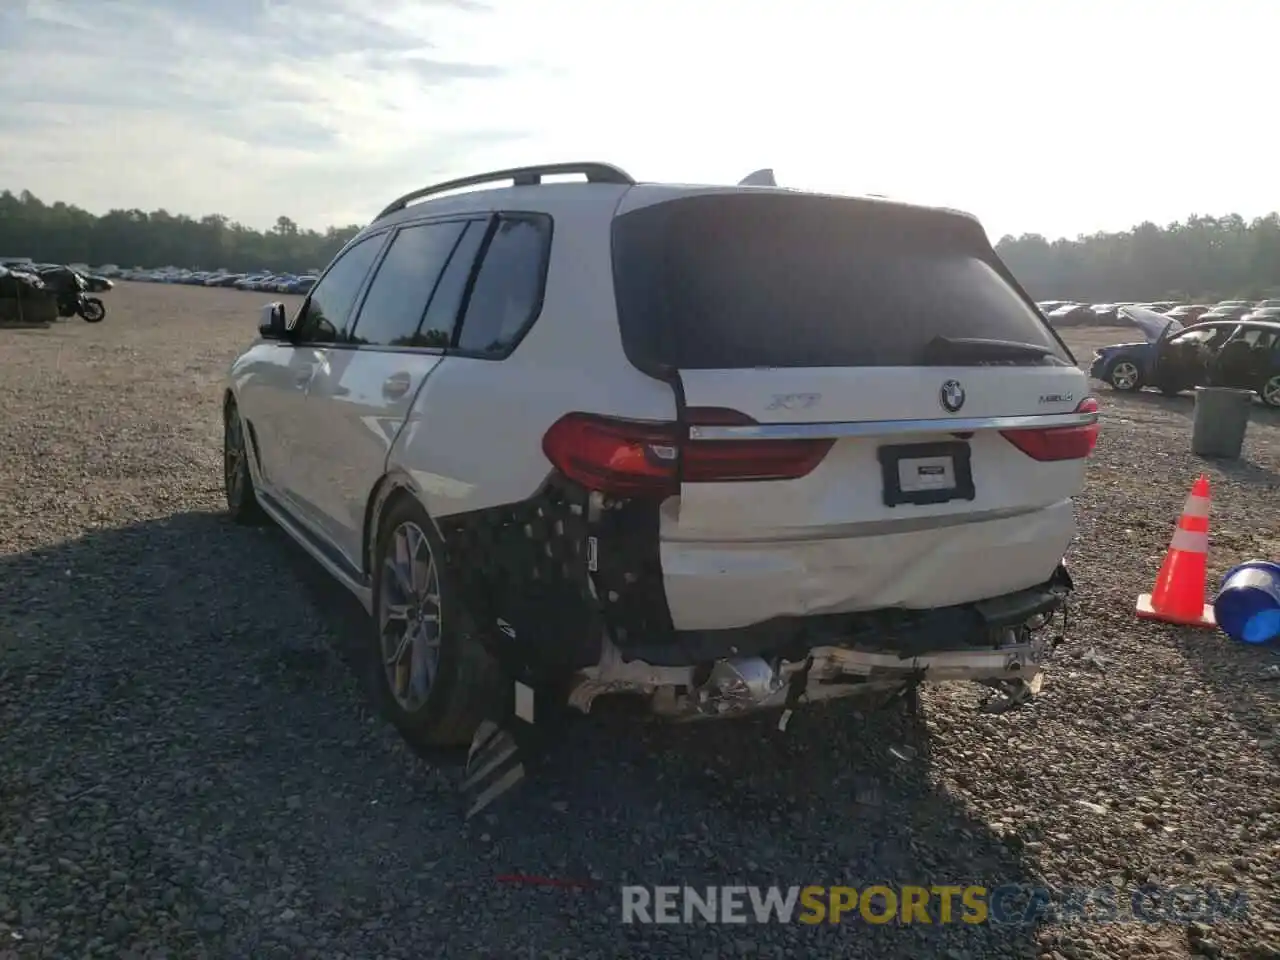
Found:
<box><xmin>272</xmin><ymin>232</ymin><xmax>389</xmax><ymax>527</ymax></box>
<box><xmin>299</xmin><ymin>217</ymin><xmax>488</xmax><ymax>566</ymax></box>
<box><xmin>231</xmin><ymin>338</ymin><xmax>322</xmax><ymax>496</ymax></box>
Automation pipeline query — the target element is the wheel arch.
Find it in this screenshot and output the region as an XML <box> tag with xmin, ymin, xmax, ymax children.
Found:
<box><xmin>362</xmin><ymin>470</ymin><xmax>446</xmax><ymax>577</ymax></box>
<box><xmin>223</xmin><ymin>387</ymin><xmax>266</xmax><ymax>477</ymax></box>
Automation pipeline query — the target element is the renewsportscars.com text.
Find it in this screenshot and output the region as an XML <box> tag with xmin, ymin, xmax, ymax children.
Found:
<box><xmin>620</xmin><ymin>885</ymin><xmax>1249</xmax><ymax>926</ymax></box>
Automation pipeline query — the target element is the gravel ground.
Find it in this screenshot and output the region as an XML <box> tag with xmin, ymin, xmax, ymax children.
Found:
<box><xmin>1</xmin><ymin>289</ymin><xmax>1277</xmax><ymax>960</ymax></box>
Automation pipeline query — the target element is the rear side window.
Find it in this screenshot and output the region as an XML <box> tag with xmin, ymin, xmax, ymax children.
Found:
<box><xmin>454</xmin><ymin>215</ymin><xmax>551</xmax><ymax>357</ymax></box>
<box><xmin>422</xmin><ymin>221</ymin><xmax>488</xmax><ymax>348</ymax></box>
<box><xmin>349</xmin><ymin>220</ymin><xmax>467</xmax><ymax>347</ymax></box>
<box><xmin>611</xmin><ymin>193</ymin><xmax>1065</xmax><ymax>369</ymax></box>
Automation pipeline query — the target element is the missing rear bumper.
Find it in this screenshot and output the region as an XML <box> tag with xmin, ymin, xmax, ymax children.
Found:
<box><xmin>567</xmin><ymin>628</ymin><xmax>1053</xmax><ymax>721</ymax></box>
<box><xmin>567</xmin><ymin>566</ymin><xmax>1070</xmax><ymax>721</ymax></box>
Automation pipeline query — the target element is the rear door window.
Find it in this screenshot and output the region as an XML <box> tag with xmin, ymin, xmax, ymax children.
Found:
<box><xmin>1234</xmin><ymin>326</ymin><xmax>1279</xmax><ymax>349</ymax></box>
<box><xmin>348</xmin><ymin>220</ymin><xmax>467</xmax><ymax>347</ymax></box>
<box><xmin>611</xmin><ymin>193</ymin><xmax>1067</xmax><ymax>370</ymax></box>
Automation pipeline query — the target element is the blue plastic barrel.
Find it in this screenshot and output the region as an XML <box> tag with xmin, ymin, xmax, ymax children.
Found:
<box><xmin>1213</xmin><ymin>560</ymin><xmax>1280</xmax><ymax>645</ymax></box>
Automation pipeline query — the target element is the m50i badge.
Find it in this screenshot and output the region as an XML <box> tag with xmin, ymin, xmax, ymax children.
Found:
<box><xmin>1038</xmin><ymin>393</ymin><xmax>1074</xmax><ymax>404</ymax></box>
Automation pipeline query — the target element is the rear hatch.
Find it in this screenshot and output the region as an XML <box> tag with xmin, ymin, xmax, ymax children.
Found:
<box><xmin>610</xmin><ymin>190</ymin><xmax>1097</xmax><ymax>630</ymax></box>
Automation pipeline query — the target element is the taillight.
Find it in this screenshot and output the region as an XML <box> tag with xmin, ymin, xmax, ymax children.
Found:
<box><xmin>541</xmin><ymin>409</ymin><xmax>834</xmax><ymax>497</ymax></box>
<box><xmin>541</xmin><ymin>414</ymin><xmax>680</xmax><ymax>497</ymax></box>
<box><xmin>1000</xmin><ymin>397</ymin><xmax>1100</xmax><ymax>461</ymax></box>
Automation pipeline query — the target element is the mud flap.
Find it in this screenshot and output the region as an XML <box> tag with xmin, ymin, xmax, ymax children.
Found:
<box><xmin>462</xmin><ymin>717</ymin><xmax>526</xmax><ymax>820</ymax></box>
<box><xmin>460</xmin><ymin>674</ymin><xmax>562</xmax><ymax>820</ymax></box>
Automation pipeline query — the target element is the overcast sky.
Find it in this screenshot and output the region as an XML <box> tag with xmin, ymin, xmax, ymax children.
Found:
<box><xmin>1</xmin><ymin>0</ymin><xmax>1275</xmax><ymax>240</ymax></box>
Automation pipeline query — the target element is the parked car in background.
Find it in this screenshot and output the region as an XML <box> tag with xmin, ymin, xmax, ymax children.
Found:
<box><xmin>1090</xmin><ymin>303</ymin><xmax>1119</xmax><ymax>324</ymax></box>
<box><xmin>1037</xmin><ymin>300</ymin><xmax>1072</xmax><ymax>314</ymax></box>
<box><xmin>1163</xmin><ymin>304</ymin><xmax>1211</xmax><ymax>325</ymax></box>
<box><xmin>1243</xmin><ymin>306</ymin><xmax>1280</xmax><ymax>323</ymax></box>
<box><xmin>1252</xmin><ymin>299</ymin><xmax>1280</xmax><ymax>310</ymax></box>
<box><xmin>1090</xmin><ymin>307</ymin><xmax>1280</xmax><ymax>406</ymax></box>
<box><xmin>1047</xmin><ymin>303</ymin><xmax>1094</xmax><ymax>326</ymax></box>
<box><xmin>286</xmin><ymin>275</ymin><xmax>317</xmax><ymax>294</ymax></box>
<box><xmin>81</xmin><ymin>274</ymin><xmax>114</xmax><ymax>292</ymax></box>
<box><xmin>1199</xmin><ymin>303</ymin><xmax>1253</xmax><ymax>322</ymax></box>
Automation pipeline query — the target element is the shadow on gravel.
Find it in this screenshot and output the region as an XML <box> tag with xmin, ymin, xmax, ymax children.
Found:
<box><xmin>0</xmin><ymin>512</ymin><xmax>1049</xmax><ymax>959</ymax></box>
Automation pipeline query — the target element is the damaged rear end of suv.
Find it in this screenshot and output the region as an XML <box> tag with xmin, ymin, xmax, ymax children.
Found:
<box><xmin>440</xmin><ymin>181</ymin><xmax>1097</xmax><ymax>809</ymax></box>
<box><xmin>225</xmin><ymin>163</ymin><xmax>1097</xmax><ymax>816</ymax></box>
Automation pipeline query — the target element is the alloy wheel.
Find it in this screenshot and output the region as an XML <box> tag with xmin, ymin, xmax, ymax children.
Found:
<box><xmin>1110</xmin><ymin>361</ymin><xmax>1140</xmax><ymax>390</ymax></box>
<box><xmin>1262</xmin><ymin>375</ymin><xmax>1280</xmax><ymax>408</ymax></box>
<box><xmin>379</xmin><ymin>521</ymin><xmax>442</xmax><ymax>712</ymax></box>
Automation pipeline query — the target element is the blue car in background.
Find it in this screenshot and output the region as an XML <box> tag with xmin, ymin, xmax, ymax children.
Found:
<box><xmin>1089</xmin><ymin>306</ymin><xmax>1280</xmax><ymax>407</ymax></box>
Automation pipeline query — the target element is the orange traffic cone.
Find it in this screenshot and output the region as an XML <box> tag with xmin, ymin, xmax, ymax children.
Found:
<box><xmin>1135</xmin><ymin>475</ymin><xmax>1217</xmax><ymax>628</ymax></box>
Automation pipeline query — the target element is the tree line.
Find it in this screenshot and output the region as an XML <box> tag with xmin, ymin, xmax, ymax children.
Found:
<box><xmin>995</xmin><ymin>213</ymin><xmax>1280</xmax><ymax>303</ymax></box>
<box><xmin>2</xmin><ymin>188</ymin><xmax>1279</xmax><ymax>300</ymax></box>
<box><xmin>0</xmin><ymin>190</ymin><xmax>362</xmax><ymax>276</ymax></box>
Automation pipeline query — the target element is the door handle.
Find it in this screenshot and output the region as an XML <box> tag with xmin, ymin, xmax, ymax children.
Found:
<box><xmin>383</xmin><ymin>372</ymin><xmax>412</xmax><ymax>399</ymax></box>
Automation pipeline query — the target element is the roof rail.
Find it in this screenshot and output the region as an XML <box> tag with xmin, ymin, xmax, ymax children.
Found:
<box><xmin>374</xmin><ymin>161</ymin><xmax>635</xmax><ymax>221</ymax></box>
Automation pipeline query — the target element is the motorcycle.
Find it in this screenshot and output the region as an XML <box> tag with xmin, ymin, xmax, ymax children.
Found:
<box><xmin>35</xmin><ymin>266</ymin><xmax>107</xmax><ymax>323</ymax></box>
<box><xmin>56</xmin><ymin>291</ymin><xmax>107</xmax><ymax>323</ymax></box>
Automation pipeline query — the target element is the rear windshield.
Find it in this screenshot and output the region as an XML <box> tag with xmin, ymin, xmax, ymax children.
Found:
<box><xmin>611</xmin><ymin>193</ymin><xmax>1067</xmax><ymax>370</ymax></box>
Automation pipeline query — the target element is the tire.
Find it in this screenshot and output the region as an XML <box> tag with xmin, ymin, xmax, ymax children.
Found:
<box><xmin>79</xmin><ymin>297</ymin><xmax>106</xmax><ymax>323</ymax></box>
<box><xmin>1259</xmin><ymin>373</ymin><xmax>1280</xmax><ymax>409</ymax></box>
<box><xmin>369</xmin><ymin>495</ymin><xmax>502</xmax><ymax>751</ymax></box>
<box><xmin>223</xmin><ymin>398</ymin><xmax>266</xmax><ymax>525</ymax></box>
<box><xmin>1105</xmin><ymin>357</ymin><xmax>1143</xmax><ymax>392</ymax></box>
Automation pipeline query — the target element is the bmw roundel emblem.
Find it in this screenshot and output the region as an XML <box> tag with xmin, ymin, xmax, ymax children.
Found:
<box><xmin>939</xmin><ymin>379</ymin><xmax>965</xmax><ymax>413</ymax></box>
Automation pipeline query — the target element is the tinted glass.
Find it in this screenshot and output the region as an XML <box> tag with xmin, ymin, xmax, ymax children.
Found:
<box><xmin>422</xmin><ymin>221</ymin><xmax>488</xmax><ymax>348</ymax></box>
<box><xmin>294</xmin><ymin>234</ymin><xmax>384</xmax><ymax>343</ymax></box>
<box><xmin>455</xmin><ymin>216</ymin><xmax>551</xmax><ymax>356</ymax></box>
<box><xmin>349</xmin><ymin>221</ymin><xmax>466</xmax><ymax>347</ymax></box>
<box><xmin>612</xmin><ymin>194</ymin><xmax>1067</xmax><ymax>369</ymax></box>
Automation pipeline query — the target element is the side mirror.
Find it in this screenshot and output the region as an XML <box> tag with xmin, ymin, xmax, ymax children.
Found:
<box><xmin>258</xmin><ymin>302</ymin><xmax>288</xmax><ymax>339</ymax></box>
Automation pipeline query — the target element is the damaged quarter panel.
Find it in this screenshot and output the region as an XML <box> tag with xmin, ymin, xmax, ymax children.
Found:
<box><xmin>382</xmin><ymin>196</ymin><xmax>678</xmax><ymax>675</ymax></box>
<box><xmin>387</xmin><ymin>364</ymin><xmax>676</xmax><ymax>679</ymax></box>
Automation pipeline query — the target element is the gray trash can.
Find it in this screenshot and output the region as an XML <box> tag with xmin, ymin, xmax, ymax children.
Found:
<box><xmin>1191</xmin><ymin>386</ymin><xmax>1254</xmax><ymax>459</ymax></box>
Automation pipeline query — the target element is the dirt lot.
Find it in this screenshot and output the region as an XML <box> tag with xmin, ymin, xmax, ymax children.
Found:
<box><xmin>1</xmin><ymin>282</ymin><xmax>1278</xmax><ymax>959</ymax></box>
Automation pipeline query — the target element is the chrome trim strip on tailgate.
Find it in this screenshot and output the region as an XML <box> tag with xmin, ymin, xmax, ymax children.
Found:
<box><xmin>689</xmin><ymin>410</ymin><xmax>1099</xmax><ymax>441</ymax></box>
<box><xmin>660</xmin><ymin>503</ymin><xmax>1053</xmax><ymax>544</ymax></box>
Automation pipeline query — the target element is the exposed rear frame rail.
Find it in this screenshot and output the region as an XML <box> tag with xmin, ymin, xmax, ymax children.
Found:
<box><xmin>374</xmin><ymin>162</ymin><xmax>636</xmax><ymax>221</ymax></box>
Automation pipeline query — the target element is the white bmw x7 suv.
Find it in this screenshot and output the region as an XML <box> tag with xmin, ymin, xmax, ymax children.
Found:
<box><xmin>224</xmin><ymin>161</ymin><xmax>1098</xmax><ymax>761</ymax></box>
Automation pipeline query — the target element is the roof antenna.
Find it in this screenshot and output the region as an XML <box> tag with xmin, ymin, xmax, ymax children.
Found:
<box><xmin>738</xmin><ymin>168</ymin><xmax>777</xmax><ymax>187</ymax></box>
